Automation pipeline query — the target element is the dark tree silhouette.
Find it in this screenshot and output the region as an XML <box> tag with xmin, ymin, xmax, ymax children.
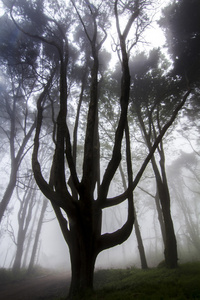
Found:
<box><xmin>1</xmin><ymin>0</ymin><xmax>193</xmax><ymax>298</ymax></box>
<box><xmin>159</xmin><ymin>0</ymin><xmax>200</xmax><ymax>86</ymax></box>
<box><xmin>130</xmin><ymin>50</ymin><xmax>191</xmax><ymax>268</ymax></box>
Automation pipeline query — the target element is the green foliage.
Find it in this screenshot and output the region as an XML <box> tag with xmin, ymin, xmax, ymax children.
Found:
<box><xmin>159</xmin><ymin>0</ymin><xmax>200</xmax><ymax>85</ymax></box>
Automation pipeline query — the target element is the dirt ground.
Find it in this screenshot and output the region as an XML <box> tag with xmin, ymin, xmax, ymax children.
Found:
<box><xmin>0</xmin><ymin>272</ymin><xmax>70</xmax><ymax>300</ymax></box>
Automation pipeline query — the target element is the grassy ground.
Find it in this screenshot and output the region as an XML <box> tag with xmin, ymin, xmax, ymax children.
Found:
<box><xmin>0</xmin><ymin>265</ymin><xmax>52</xmax><ymax>284</ymax></box>
<box><xmin>87</xmin><ymin>262</ymin><xmax>200</xmax><ymax>299</ymax></box>
<box><xmin>1</xmin><ymin>262</ymin><xmax>200</xmax><ymax>299</ymax></box>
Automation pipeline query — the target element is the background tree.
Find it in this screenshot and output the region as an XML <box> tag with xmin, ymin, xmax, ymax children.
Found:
<box><xmin>0</xmin><ymin>13</ymin><xmax>42</xmax><ymax>223</ymax></box>
<box><xmin>168</xmin><ymin>151</ymin><xmax>200</xmax><ymax>259</ymax></box>
<box><xmin>129</xmin><ymin>49</ymin><xmax>191</xmax><ymax>268</ymax></box>
<box><xmin>28</xmin><ymin>198</ymin><xmax>48</xmax><ymax>273</ymax></box>
<box><xmin>159</xmin><ymin>0</ymin><xmax>200</xmax><ymax>87</ymax></box>
<box><xmin>12</xmin><ymin>174</ymin><xmax>36</xmax><ymax>273</ymax></box>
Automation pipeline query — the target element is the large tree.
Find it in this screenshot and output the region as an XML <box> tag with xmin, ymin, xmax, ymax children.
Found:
<box><xmin>2</xmin><ymin>0</ymin><xmax>192</xmax><ymax>298</ymax></box>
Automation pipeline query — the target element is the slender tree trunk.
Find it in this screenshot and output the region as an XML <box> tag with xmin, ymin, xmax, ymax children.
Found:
<box><xmin>134</xmin><ymin>216</ymin><xmax>148</xmax><ymax>269</ymax></box>
<box><xmin>12</xmin><ymin>231</ymin><xmax>25</xmax><ymax>272</ymax></box>
<box><xmin>28</xmin><ymin>199</ymin><xmax>48</xmax><ymax>273</ymax></box>
<box><xmin>0</xmin><ymin>120</ymin><xmax>35</xmax><ymax>224</ymax></box>
<box><xmin>12</xmin><ymin>184</ymin><xmax>34</xmax><ymax>272</ymax></box>
<box><xmin>155</xmin><ymin>189</ymin><xmax>166</xmax><ymax>247</ymax></box>
<box><xmin>153</xmin><ymin>154</ymin><xmax>178</xmax><ymax>268</ymax></box>
<box><xmin>119</xmin><ymin>164</ymin><xmax>148</xmax><ymax>269</ymax></box>
<box><xmin>3</xmin><ymin>246</ymin><xmax>11</xmax><ymax>268</ymax></box>
<box><xmin>22</xmin><ymin>201</ymin><xmax>40</xmax><ymax>268</ymax></box>
<box><xmin>0</xmin><ymin>167</ymin><xmax>17</xmax><ymax>222</ymax></box>
<box><xmin>136</xmin><ymin>109</ymin><xmax>178</xmax><ymax>268</ymax></box>
<box><xmin>158</xmin><ymin>185</ymin><xmax>177</xmax><ymax>268</ymax></box>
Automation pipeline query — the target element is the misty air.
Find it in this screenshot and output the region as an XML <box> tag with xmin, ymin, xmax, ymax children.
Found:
<box><xmin>0</xmin><ymin>0</ymin><xmax>200</xmax><ymax>299</ymax></box>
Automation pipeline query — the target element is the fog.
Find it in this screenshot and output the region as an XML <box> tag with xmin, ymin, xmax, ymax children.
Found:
<box><xmin>1</xmin><ymin>127</ymin><xmax>199</xmax><ymax>273</ymax></box>
<box><xmin>0</xmin><ymin>2</ymin><xmax>199</xmax><ymax>299</ymax></box>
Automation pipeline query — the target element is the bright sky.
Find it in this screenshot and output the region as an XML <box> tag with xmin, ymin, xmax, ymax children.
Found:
<box><xmin>0</xmin><ymin>0</ymin><xmax>170</xmax><ymax>49</ymax></box>
<box><xmin>102</xmin><ymin>0</ymin><xmax>172</xmax><ymax>67</ymax></box>
<box><xmin>143</xmin><ymin>0</ymin><xmax>172</xmax><ymax>48</ymax></box>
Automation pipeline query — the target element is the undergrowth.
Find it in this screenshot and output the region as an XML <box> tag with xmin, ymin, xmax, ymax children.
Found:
<box><xmin>1</xmin><ymin>262</ymin><xmax>200</xmax><ymax>299</ymax></box>
<box><xmin>57</xmin><ymin>262</ymin><xmax>200</xmax><ymax>299</ymax></box>
<box><xmin>90</xmin><ymin>262</ymin><xmax>200</xmax><ymax>299</ymax></box>
<box><xmin>0</xmin><ymin>265</ymin><xmax>52</xmax><ymax>285</ymax></box>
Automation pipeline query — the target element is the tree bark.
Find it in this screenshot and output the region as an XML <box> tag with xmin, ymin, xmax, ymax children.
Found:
<box><xmin>134</xmin><ymin>216</ymin><xmax>148</xmax><ymax>269</ymax></box>
<box><xmin>22</xmin><ymin>201</ymin><xmax>39</xmax><ymax>269</ymax></box>
<box><xmin>12</xmin><ymin>186</ymin><xmax>34</xmax><ymax>272</ymax></box>
<box><xmin>135</xmin><ymin>103</ymin><xmax>178</xmax><ymax>268</ymax></box>
<box><xmin>28</xmin><ymin>199</ymin><xmax>48</xmax><ymax>273</ymax></box>
<box><xmin>68</xmin><ymin>226</ymin><xmax>97</xmax><ymax>298</ymax></box>
<box><xmin>12</xmin><ymin>230</ymin><xmax>26</xmax><ymax>272</ymax></box>
<box><xmin>0</xmin><ymin>167</ymin><xmax>17</xmax><ymax>222</ymax></box>
<box><xmin>154</xmin><ymin>189</ymin><xmax>166</xmax><ymax>247</ymax></box>
<box><xmin>119</xmin><ymin>164</ymin><xmax>148</xmax><ymax>269</ymax></box>
<box><xmin>0</xmin><ymin>121</ymin><xmax>36</xmax><ymax>223</ymax></box>
<box><xmin>156</xmin><ymin>177</ymin><xmax>178</xmax><ymax>268</ymax></box>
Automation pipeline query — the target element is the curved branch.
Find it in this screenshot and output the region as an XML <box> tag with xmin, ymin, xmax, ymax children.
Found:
<box><xmin>10</xmin><ymin>5</ymin><xmax>62</xmax><ymax>58</ymax></box>
<box><xmin>70</xmin><ymin>0</ymin><xmax>92</xmax><ymax>43</ymax></box>
<box><xmin>65</xmin><ymin>126</ymin><xmax>81</xmax><ymax>192</ymax></box>
<box><xmin>122</xmin><ymin>2</ymin><xmax>140</xmax><ymax>40</ymax></box>
<box><xmin>114</xmin><ymin>0</ymin><xmax>122</xmax><ymax>38</ymax></box>
<box><xmin>97</xmin><ymin>207</ymin><xmax>133</xmax><ymax>253</ymax></box>
<box><xmin>32</xmin><ymin>71</ymin><xmax>75</xmax><ymax>213</ymax></box>
<box><xmin>97</xmin><ymin>121</ymin><xmax>134</xmax><ymax>253</ymax></box>
<box><xmin>103</xmin><ymin>89</ymin><xmax>192</xmax><ymax>208</ymax></box>
<box><xmin>98</xmin><ymin>11</ymin><xmax>131</xmax><ymax>204</ymax></box>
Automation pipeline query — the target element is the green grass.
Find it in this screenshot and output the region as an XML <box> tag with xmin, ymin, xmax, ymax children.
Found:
<box><xmin>0</xmin><ymin>267</ymin><xmax>27</xmax><ymax>284</ymax></box>
<box><xmin>1</xmin><ymin>262</ymin><xmax>200</xmax><ymax>299</ymax></box>
<box><xmin>0</xmin><ymin>265</ymin><xmax>52</xmax><ymax>285</ymax></box>
<box><xmin>89</xmin><ymin>262</ymin><xmax>200</xmax><ymax>299</ymax></box>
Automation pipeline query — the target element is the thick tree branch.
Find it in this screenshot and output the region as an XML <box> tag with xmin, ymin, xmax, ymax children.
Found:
<box><xmin>97</xmin><ymin>121</ymin><xmax>134</xmax><ymax>253</ymax></box>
